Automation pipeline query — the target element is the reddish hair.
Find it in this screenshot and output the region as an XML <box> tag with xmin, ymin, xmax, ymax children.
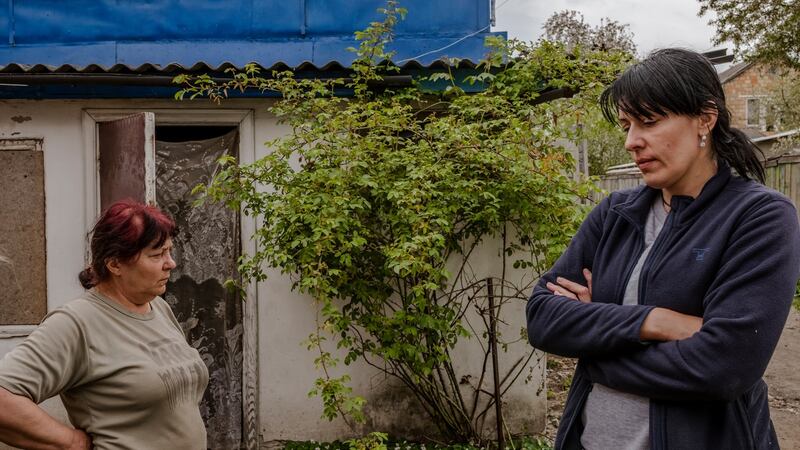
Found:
<box><xmin>79</xmin><ymin>199</ymin><xmax>176</xmax><ymax>289</ymax></box>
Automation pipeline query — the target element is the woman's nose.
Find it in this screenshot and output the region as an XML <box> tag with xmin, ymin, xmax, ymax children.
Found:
<box><xmin>624</xmin><ymin>128</ymin><xmax>643</xmax><ymax>152</ymax></box>
<box><xmin>164</xmin><ymin>252</ymin><xmax>177</xmax><ymax>270</ymax></box>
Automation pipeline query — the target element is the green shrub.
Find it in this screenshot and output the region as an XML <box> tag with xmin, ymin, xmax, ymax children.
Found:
<box><xmin>178</xmin><ymin>1</ymin><xmax>626</xmax><ymax>443</ymax></box>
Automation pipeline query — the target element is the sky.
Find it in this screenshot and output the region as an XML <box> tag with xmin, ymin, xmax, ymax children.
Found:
<box><xmin>492</xmin><ymin>0</ymin><xmax>726</xmax><ymax>57</ymax></box>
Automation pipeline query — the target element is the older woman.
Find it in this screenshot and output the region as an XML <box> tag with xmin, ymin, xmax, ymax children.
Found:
<box><xmin>0</xmin><ymin>200</ymin><xmax>208</xmax><ymax>449</ymax></box>
<box><xmin>527</xmin><ymin>49</ymin><xmax>800</xmax><ymax>449</ymax></box>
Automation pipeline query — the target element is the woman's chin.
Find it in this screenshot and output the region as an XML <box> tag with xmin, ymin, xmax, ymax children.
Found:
<box><xmin>641</xmin><ymin>173</ymin><xmax>667</xmax><ymax>190</ymax></box>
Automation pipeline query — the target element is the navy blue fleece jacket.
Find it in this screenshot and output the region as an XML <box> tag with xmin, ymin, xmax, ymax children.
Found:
<box><xmin>527</xmin><ymin>163</ymin><xmax>800</xmax><ymax>450</ymax></box>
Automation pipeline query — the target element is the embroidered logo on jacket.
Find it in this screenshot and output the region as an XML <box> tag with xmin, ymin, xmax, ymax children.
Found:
<box><xmin>692</xmin><ymin>248</ymin><xmax>711</xmax><ymax>261</ymax></box>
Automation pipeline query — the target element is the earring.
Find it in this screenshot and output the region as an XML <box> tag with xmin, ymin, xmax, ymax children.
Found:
<box><xmin>700</xmin><ymin>134</ymin><xmax>708</xmax><ymax>147</ymax></box>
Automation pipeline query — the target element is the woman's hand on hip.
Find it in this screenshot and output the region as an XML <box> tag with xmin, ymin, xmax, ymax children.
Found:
<box><xmin>546</xmin><ymin>268</ymin><xmax>592</xmax><ymax>303</ymax></box>
<box><xmin>67</xmin><ymin>429</ymin><xmax>92</xmax><ymax>450</ymax></box>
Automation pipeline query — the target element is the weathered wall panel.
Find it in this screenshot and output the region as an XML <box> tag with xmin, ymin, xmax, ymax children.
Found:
<box><xmin>98</xmin><ymin>114</ymin><xmax>148</xmax><ymax>209</ymax></box>
<box><xmin>0</xmin><ymin>143</ymin><xmax>46</xmax><ymax>325</ymax></box>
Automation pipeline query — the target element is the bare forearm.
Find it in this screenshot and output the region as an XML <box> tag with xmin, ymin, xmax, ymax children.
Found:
<box><xmin>640</xmin><ymin>307</ymin><xmax>703</xmax><ymax>341</ymax></box>
<box><xmin>0</xmin><ymin>387</ymin><xmax>87</xmax><ymax>450</ymax></box>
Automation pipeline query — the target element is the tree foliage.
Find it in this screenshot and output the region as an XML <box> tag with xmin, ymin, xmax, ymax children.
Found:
<box><xmin>699</xmin><ymin>0</ymin><xmax>800</xmax><ymax>69</ymax></box>
<box><xmin>768</xmin><ymin>73</ymin><xmax>800</xmax><ymax>152</ymax></box>
<box><xmin>176</xmin><ymin>2</ymin><xmax>627</xmax><ymax>442</ymax></box>
<box><xmin>701</xmin><ymin>0</ymin><xmax>800</xmax><ymax>152</ymax></box>
<box><xmin>543</xmin><ymin>10</ymin><xmax>637</xmax><ymax>56</ymax></box>
<box><xmin>541</xmin><ymin>10</ymin><xmax>635</xmax><ymax>175</ymax></box>
<box><xmin>581</xmin><ymin>110</ymin><xmax>629</xmax><ymax>176</ymax></box>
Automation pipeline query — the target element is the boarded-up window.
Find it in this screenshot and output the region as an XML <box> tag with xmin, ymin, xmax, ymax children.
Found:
<box><xmin>0</xmin><ymin>139</ymin><xmax>46</xmax><ymax>324</ymax></box>
<box><xmin>746</xmin><ymin>98</ymin><xmax>761</xmax><ymax>127</ymax></box>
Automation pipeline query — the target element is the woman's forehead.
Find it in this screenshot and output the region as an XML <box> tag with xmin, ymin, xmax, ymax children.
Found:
<box><xmin>617</xmin><ymin>103</ymin><xmax>666</xmax><ymax>121</ymax></box>
<box><xmin>617</xmin><ymin>109</ymin><xmax>649</xmax><ymax>121</ymax></box>
<box><xmin>147</xmin><ymin>236</ymin><xmax>173</xmax><ymax>250</ymax></box>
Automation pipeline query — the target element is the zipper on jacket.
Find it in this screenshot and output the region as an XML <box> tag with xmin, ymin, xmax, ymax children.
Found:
<box><xmin>637</xmin><ymin>209</ymin><xmax>676</xmax><ymax>305</ymax></box>
<box><xmin>611</xmin><ymin>210</ymin><xmax>645</xmax><ymax>305</ymax></box>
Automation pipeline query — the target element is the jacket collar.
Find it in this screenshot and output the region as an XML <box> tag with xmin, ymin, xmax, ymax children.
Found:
<box><xmin>611</xmin><ymin>161</ymin><xmax>732</xmax><ymax>228</ymax></box>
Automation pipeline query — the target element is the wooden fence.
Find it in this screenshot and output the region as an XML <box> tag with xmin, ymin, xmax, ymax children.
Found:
<box><xmin>765</xmin><ymin>153</ymin><xmax>800</xmax><ymax>205</ymax></box>
<box><xmin>594</xmin><ymin>154</ymin><xmax>800</xmax><ymax>210</ymax></box>
<box><xmin>592</xmin><ymin>163</ymin><xmax>641</xmax><ymax>201</ymax></box>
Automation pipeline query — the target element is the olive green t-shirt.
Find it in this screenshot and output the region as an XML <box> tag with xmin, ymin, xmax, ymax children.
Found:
<box><xmin>0</xmin><ymin>290</ymin><xmax>209</xmax><ymax>450</ymax></box>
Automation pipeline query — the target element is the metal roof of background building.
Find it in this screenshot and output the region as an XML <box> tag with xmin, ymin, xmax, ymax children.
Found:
<box><xmin>718</xmin><ymin>61</ymin><xmax>753</xmax><ymax>84</ymax></box>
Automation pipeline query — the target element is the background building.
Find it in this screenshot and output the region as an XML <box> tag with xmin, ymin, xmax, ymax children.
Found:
<box><xmin>0</xmin><ymin>2</ymin><xmax>549</xmax><ymax>448</ymax></box>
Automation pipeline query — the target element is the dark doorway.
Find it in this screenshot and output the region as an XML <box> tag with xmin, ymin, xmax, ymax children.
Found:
<box><xmin>156</xmin><ymin>126</ymin><xmax>236</xmax><ymax>142</ymax></box>
<box><xmin>155</xmin><ymin>126</ymin><xmax>243</xmax><ymax>450</ymax></box>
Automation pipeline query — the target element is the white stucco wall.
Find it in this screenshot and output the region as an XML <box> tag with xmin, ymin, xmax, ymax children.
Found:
<box><xmin>258</xmin><ymin>235</ymin><xmax>546</xmax><ymax>443</ymax></box>
<box><xmin>0</xmin><ymin>98</ymin><xmax>545</xmax><ymax>446</ymax></box>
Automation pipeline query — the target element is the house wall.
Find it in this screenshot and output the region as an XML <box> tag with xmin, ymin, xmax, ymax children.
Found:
<box><xmin>0</xmin><ymin>98</ymin><xmax>545</xmax><ymax>446</ymax></box>
<box><xmin>723</xmin><ymin>64</ymin><xmax>785</xmax><ymax>132</ymax></box>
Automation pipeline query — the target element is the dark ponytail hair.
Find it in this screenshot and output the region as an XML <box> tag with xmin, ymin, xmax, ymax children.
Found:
<box><xmin>79</xmin><ymin>199</ymin><xmax>176</xmax><ymax>289</ymax></box>
<box><xmin>600</xmin><ymin>48</ymin><xmax>765</xmax><ymax>183</ymax></box>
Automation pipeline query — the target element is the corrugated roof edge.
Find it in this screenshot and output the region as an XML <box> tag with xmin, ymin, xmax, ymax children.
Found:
<box><xmin>0</xmin><ymin>32</ymin><xmax>504</xmax><ymax>74</ymax></box>
<box><xmin>0</xmin><ymin>59</ymin><xmax>479</xmax><ymax>74</ymax></box>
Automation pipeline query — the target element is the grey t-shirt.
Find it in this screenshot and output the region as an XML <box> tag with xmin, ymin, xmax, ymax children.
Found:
<box><xmin>0</xmin><ymin>289</ymin><xmax>209</xmax><ymax>450</ymax></box>
<box><xmin>580</xmin><ymin>196</ymin><xmax>667</xmax><ymax>450</ymax></box>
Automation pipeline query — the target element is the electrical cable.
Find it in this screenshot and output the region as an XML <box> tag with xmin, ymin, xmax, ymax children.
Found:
<box><xmin>395</xmin><ymin>0</ymin><xmax>518</xmax><ymax>64</ymax></box>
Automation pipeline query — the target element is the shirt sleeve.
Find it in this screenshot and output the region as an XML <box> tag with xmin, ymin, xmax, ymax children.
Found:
<box><xmin>0</xmin><ymin>310</ymin><xmax>89</xmax><ymax>403</ymax></box>
<box><xmin>583</xmin><ymin>198</ymin><xmax>800</xmax><ymax>401</ymax></box>
<box><xmin>526</xmin><ymin>194</ymin><xmax>656</xmax><ymax>358</ymax></box>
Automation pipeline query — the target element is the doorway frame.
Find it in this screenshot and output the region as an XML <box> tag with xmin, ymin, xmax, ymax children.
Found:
<box><xmin>82</xmin><ymin>107</ymin><xmax>260</xmax><ymax>449</ymax></box>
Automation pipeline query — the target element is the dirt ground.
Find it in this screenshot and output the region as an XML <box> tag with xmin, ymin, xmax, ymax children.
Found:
<box><xmin>764</xmin><ymin>307</ymin><xmax>800</xmax><ymax>449</ymax></box>
<box><xmin>542</xmin><ymin>308</ymin><xmax>800</xmax><ymax>449</ymax></box>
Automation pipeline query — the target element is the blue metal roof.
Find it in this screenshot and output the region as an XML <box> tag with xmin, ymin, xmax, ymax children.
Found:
<box><xmin>0</xmin><ymin>0</ymin><xmax>504</xmax><ymax>71</ymax></box>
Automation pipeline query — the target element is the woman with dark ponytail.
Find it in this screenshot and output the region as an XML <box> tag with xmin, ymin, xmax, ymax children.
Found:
<box><xmin>0</xmin><ymin>199</ymin><xmax>208</xmax><ymax>449</ymax></box>
<box><xmin>598</xmin><ymin>48</ymin><xmax>766</xmax><ymax>184</ymax></box>
<box><xmin>527</xmin><ymin>49</ymin><xmax>800</xmax><ymax>449</ymax></box>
